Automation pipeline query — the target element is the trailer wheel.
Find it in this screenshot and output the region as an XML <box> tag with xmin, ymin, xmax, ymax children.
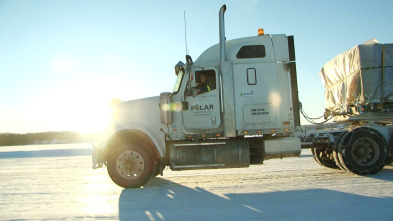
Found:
<box><xmin>311</xmin><ymin>147</ymin><xmax>338</xmax><ymax>169</ymax></box>
<box><xmin>107</xmin><ymin>142</ymin><xmax>154</xmax><ymax>188</ymax></box>
<box><xmin>333</xmin><ymin>131</ymin><xmax>348</xmax><ymax>171</ymax></box>
<box><xmin>338</xmin><ymin>128</ymin><xmax>387</xmax><ymax>175</ymax></box>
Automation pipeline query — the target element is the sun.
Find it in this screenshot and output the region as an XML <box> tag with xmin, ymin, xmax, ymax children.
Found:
<box><xmin>57</xmin><ymin>79</ymin><xmax>115</xmax><ymax>133</ymax></box>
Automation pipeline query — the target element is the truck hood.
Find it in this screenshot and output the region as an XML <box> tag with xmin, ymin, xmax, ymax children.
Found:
<box><xmin>112</xmin><ymin>96</ymin><xmax>161</xmax><ymax>134</ymax></box>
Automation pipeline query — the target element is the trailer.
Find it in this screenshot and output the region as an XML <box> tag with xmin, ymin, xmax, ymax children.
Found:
<box><xmin>305</xmin><ymin>39</ymin><xmax>393</xmax><ymax>174</ymax></box>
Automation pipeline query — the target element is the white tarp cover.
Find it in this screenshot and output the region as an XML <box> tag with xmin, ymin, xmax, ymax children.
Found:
<box><xmin>319</xmin><ymin>39</ymin><xmax>393</xmax><ymax>113</ymax></box>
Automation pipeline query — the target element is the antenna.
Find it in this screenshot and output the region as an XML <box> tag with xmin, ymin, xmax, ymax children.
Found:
<box><xmin>184</xmin><ymin>11</ymin><xmax>188</xmax><ymax>55</ymax></box>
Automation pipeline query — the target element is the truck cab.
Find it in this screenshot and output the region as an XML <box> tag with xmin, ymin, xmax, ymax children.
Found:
<box><xmin>93</xmin><ymin>5</ymin><xmax>302</xmax><ymax>188</ymax></box>
<box><xmin>164</xmin><ymin>34</ymin><xmax>299</xmax><ymax>140</ymax></box>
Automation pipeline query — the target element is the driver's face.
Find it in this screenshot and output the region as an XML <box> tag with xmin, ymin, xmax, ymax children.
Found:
<box><xmin>200</xmin><ymin>75</ymin><xmax>207</xmax><ymax>83</ymax></box>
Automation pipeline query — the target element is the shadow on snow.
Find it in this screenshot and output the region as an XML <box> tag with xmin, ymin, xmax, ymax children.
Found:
<box><xmin>118</xmin><ymin>173</ymin><xmax>393</xmax><ymax>221</ymax></box>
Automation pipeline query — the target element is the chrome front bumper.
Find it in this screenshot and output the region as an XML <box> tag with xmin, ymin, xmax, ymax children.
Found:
<box><xmin>92</xmin><ymin>143</ymin><xmax>107</xmax><ymax>169</ymax></box>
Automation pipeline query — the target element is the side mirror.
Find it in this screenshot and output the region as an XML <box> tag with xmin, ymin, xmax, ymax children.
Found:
<box><xmin>186</xmin><ymin>55</ymin><xmax>193</xmax><ymax>65</ymax></box>
<box><xmin>174</xmin><ymin>61</ymin><xmax>185</xmax><ymax>76</ymax></box>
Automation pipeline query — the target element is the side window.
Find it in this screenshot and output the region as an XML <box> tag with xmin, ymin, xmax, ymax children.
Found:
<box><xmin>195</xmin><ymin>70</ymin><xmax>216</xmax><ymax>95</ymax></box>
<box><xmin>236</xmin><ymin>45</ymin><xmax>266</xmax><ymax>59</ymax></box>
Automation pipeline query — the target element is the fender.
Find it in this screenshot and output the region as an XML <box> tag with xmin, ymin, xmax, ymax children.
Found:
<box><xmin>107</xmin><ymin>129</ymin><xmax>164</xmax><ymax>160</ymax></box>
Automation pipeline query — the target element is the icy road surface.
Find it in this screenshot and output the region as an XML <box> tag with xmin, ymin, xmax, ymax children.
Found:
<box><xmin>1</xmin><ymin>143</ymin><xmax>393</xmax><ymax>220</ymax></box>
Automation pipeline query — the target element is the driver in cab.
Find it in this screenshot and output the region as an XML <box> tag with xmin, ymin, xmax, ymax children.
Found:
<box><xmin>196</xmin><ymin>73</ymin><xmax>211</xmax><ymax>94</ymax></box>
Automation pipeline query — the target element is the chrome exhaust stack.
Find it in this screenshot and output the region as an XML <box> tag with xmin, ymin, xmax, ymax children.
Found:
<box><xmin>219</xmin><ymin>4</ymin><xmax>226</xmax><ymax>63</ymax></box>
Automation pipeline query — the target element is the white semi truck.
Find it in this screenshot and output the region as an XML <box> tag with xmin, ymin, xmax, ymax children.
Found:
<box><xmin>92</xmin><ymin>5</ymin><xmax>393</xmax><ymax>188</ymax></box>
<box><xmin>92</xmin><ymin>5</ymin><xmax>302</xmax><ymax>188</ymax></box>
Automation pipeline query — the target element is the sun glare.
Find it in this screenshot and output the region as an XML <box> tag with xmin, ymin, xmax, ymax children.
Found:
<box><xmin>60</xmin><ymin>79</ymin><xmax>114</xmax><ymax>133</ymax></box>
<box><xmin>21</xmin><ymin>53</ymin><xmax>154</xmax><ymax>134</ymax></box>
<box><xmin>269</xmin><ymin>92</ymin><xmax>282</xmax><ymax>109</ymax></box>
<box><xmin>27</xmin><ymin>77</ymin><xmax>119</xmax><ymax>133</ymax></box>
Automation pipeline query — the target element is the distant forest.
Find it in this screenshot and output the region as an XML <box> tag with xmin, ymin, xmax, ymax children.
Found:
<box><xmin>0</xmin><ymin>132</ymin><xmax>93</xmax><ymax>146</ymax></box>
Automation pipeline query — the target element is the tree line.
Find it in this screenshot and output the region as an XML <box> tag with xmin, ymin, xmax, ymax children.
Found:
<box><xmin>0</xmin><ymin>132</ymin><xmax>92</xmax><ymax>146</ymax></box>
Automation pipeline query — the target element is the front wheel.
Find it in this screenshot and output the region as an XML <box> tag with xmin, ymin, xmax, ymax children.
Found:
<box><xmin>107</xmin><ymin>142</ymin><xmax>154</xmax><ymax>188</ymax></box>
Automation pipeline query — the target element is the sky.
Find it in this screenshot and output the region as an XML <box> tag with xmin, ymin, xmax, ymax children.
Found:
<box><xmin>1</xmin><ymin>0</ymin><xmax>392</xmax><ymax>133</ymax></box>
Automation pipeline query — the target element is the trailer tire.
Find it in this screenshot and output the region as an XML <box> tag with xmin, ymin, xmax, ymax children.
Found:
<box><xmin>311</xmin><ymin>146</ymin><xmax>338</xmax><ymax>169</ymax></box>
<box><xmin>107</xmin><ymin>141</ymin><xmax>154</xmax><ymax>188</ymax></box>
<box><xmin>333</xmin><ymin>131</ymin><xmax>348</xmax><ymax>171</ymax></box>
<box><xmin>337</xmin><ymin>127</ymin><xmax>387</xmax><ymax>175</ymax></box>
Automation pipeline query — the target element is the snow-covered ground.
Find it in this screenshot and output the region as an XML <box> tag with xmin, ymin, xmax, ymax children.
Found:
<box><xmin>1</xmin><ymin>143</ymin><xmax>393</xmax><ymax>220</ymax></box>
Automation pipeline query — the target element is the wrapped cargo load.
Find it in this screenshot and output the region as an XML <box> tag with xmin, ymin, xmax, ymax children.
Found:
<box><xmin>319</xmin><ymin>39</ymin><xmax>393</xmax><ymax>118</ymax></box>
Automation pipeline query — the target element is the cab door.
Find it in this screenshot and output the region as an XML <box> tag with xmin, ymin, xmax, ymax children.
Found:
<box><xmin>182</xmin><ymin>68</ymin><xmax>221</xmax><ymax>130</ymax></box>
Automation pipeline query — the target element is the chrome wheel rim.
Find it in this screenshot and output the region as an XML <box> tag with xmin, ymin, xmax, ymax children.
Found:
<box><xmin>116</xmin><ymin>150</ymin><xmax>144</xmax><ymax>180</ymax></box>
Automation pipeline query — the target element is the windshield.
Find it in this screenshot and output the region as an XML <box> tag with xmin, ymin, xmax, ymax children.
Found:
<box><xmin>172</xmin><ymin>69</ymin><xmax>184</xmax><ymax>94</ymax></box>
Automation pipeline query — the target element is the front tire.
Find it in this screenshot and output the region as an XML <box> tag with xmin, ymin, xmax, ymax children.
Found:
<box><xmin>107</xmin><ymin>142</ymin><xmax>154</xmax><ymax>188</ymax></box>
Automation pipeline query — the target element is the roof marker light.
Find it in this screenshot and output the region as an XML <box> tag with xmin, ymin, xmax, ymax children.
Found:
<box><xmin>258</xmin><ymin>28</ymin><xmax>264</xmax><ymax>36</ymax></box>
